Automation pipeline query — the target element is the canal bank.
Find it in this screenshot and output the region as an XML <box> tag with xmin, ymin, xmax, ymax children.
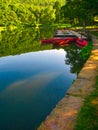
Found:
<box><xmin>38</xmin><ymin>35</ymin><xmax>98</xmax><ymax>130</ymax></box>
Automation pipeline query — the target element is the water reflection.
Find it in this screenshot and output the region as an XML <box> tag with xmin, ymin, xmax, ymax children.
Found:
<box><xmin>64</xmin><ymin>44</ymin><xmax>86</xmax><ymax>74</ymax></box>
<box><xmin>0</xmin><ymin>27</ymin><xmax>56</xmax><ymax>57</ymax></box>
<box><xmin>0</xmin><ymin>28</ymin><xmax>87</xmax><ymax>130</ymax></box>
<box><xmin>0</xmin><ymin>48</ymin><xmax>76</xmax><ymax>130</ymax></box>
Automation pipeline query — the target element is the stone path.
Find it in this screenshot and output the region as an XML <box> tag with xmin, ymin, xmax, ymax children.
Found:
<box><xmin>38</xmin><ymin>36</ymin><xmax>98</xmax><ymax>130</ymax></box>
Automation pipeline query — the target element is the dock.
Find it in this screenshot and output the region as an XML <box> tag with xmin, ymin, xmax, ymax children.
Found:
<box><xmin>54</xmin><ymin>29</ymin><xmax>87</xmax><ymax>39</ymax></box>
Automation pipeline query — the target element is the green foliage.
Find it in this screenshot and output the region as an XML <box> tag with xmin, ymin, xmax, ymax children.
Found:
<box><xmin>0</xmin><ymin>0</ymin><xmax>98</xmax><ymax>27</ymax></box>
<box><xmin>0</xmin><ymin>0</ymin><xmax>65</xmax><ymax>27</ymax></box>
<box><xmin>80</xmin><ymin>41</ymin><xmax>93</xmax><ymax>60</ymax></box>
<box><xmin>61</xmin><ymin>0</ymin><xmax>98</xmax><ymax>26</ymax></box>
<box><xmin>1</xmin><ymin>0</ymin><xmax>98</xmax><ymax>27</ymax></box>
<box><xmin>53</xmin><ymin>1</ymin><xmax>62</xmax><ymax>23</ymax></box>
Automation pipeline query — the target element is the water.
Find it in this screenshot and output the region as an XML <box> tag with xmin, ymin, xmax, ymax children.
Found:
<box><xmin>0</xmin><ymin>28</ymin><xmax>86</xmax><ymax>130</ymax></box>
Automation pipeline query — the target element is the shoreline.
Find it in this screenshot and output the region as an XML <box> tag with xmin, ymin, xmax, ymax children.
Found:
<box><xmin>38</xmin><ymin>35</ymin><xmax>98</xmax><ymax>130</ymax></box>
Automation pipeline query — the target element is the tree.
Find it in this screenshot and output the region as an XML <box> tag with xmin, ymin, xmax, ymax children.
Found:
<box><xmin>40</xmin><ymin>6</ymin><xmax>56</xmax><ymax>24</ymax></box>
<box><xmin>53</xmin><ymin>1</ymin><xmax>62</xmax><ymax>23</ymax></box>
<box><xmin>61</xmin><ymin>0</ymin><xmax>98</xmax><ymax>26</ymax></box>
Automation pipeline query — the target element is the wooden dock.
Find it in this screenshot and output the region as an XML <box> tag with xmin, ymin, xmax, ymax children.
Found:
<box><xmin>54</xmin><ymin>29</ymin><xmax>87</xmax><ymax>39</ymax></box>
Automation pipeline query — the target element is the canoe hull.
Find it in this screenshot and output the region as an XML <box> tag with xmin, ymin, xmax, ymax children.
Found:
<box><xmin>41</xmin><ymin>37</ymin><xmax>75</xmax><ymax>46</ymax></box>
<box><xmin>76</xmin><ymin>38</ymin><xmax>88</xmax><ymax>47</ymax></box>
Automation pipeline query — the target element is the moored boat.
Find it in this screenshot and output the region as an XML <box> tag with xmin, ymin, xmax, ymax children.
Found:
<box><xmin>41</xmin><ymin>37</ymin><xmax>75</xmax><ymax>46</ymax></box>
<box><xmin>76</xmin><ymin>38</ymin><xmax>88</xmax><ymax>47</ymax></box>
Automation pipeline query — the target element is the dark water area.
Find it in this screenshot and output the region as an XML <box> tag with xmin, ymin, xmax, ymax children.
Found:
<box><xmin>0</xmin><ymin>28</ymin><xmax>86</xmax><ymax>130</ymax></box>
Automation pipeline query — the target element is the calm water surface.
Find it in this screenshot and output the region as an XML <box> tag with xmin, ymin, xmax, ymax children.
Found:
<box><xmin>0</xmin><ymin>28</ymin><xmax>85</xmax><ymax>130</ymax></box>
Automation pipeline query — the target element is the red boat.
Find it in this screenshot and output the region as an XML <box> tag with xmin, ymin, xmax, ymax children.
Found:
<box><xmin>76</xmin><ymin>38</ymin><xmax>88</xmax><ymax>47</ymax></box>
<box><xmin>59</xmin><ymin>37</ymin><xmax>74</xmax><ymax>46</ymax></box>
<box><xmin>41</xmin><ymin>37</ymin><xmax>75</xmax><ymax>46</ymax></box>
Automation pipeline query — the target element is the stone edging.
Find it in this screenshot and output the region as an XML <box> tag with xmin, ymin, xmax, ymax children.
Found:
<box><xmin>38</xmin><ymin>36</ymin><xmax>98</xmax><ymax>130</ymax></box>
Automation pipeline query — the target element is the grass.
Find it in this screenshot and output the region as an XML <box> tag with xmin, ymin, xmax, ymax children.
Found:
<box><xmin>74</xmin><ymin>76</ymin><xmax>98</xmax><ymax>130</ymax></box>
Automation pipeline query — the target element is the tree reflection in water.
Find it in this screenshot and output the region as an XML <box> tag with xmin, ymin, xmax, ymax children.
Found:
<box><xmin>0</xmin><ymin>27</ymin><xmax>56</xmax><ymax>57</ymax></box>
<box><xmin>64</xmin><ymin>44</ymin><xmax>87</xmax><ymax>75</ymax></box>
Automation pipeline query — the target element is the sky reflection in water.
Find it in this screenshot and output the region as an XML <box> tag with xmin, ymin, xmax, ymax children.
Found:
<box><xmin>0</xmin><ymin>49</ymin><xmax>76</xmax><ymax>130</ymax></box>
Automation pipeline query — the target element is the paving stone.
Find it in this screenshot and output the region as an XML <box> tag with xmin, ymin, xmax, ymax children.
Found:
<box><xmin>38</xmin><ymin>96</ymin><xmax>83</xmax><ymax>130</ymax></box>
<box><xmin>67</xmin><ymin>78</ymin><xmax>95</xmax><ymax>97</ymax></box>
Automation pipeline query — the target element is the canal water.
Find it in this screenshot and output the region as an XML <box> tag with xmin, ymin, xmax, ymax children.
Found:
<box><xmin>0</xmin><ymin>28</ymin><xmax>86</xmax><ymax>130</ymax></box>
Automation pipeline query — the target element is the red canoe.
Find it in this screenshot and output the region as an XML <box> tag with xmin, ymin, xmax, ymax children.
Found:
<box><xmin>41</xmin><ymin>37</ymin><xmax>75</xmax><ymax>46</ymax></box>
<box><xmin>76</xmin><ymin>38</ymin><xmax>88</xmax><ymax>47</ymax></box>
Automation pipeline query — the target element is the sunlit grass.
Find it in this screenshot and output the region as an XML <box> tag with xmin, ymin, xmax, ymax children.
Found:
<box><xmin>75</xmin><ymin>76</ymin><xmax>98</xmax><ymax>130</ymax></box>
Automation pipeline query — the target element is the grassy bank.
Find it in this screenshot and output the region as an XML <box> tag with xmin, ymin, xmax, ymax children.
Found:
<box><xmin>75</xmin><ymin>76</ymin><xmax>98</xmax><ymax>130</ymax></box>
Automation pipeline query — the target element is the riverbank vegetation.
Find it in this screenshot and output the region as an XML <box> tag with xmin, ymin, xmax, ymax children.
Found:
<box><xmin>0</xmin><ymin>0</ymin><xmax>98</xmax><ymax>30</ymax></box>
